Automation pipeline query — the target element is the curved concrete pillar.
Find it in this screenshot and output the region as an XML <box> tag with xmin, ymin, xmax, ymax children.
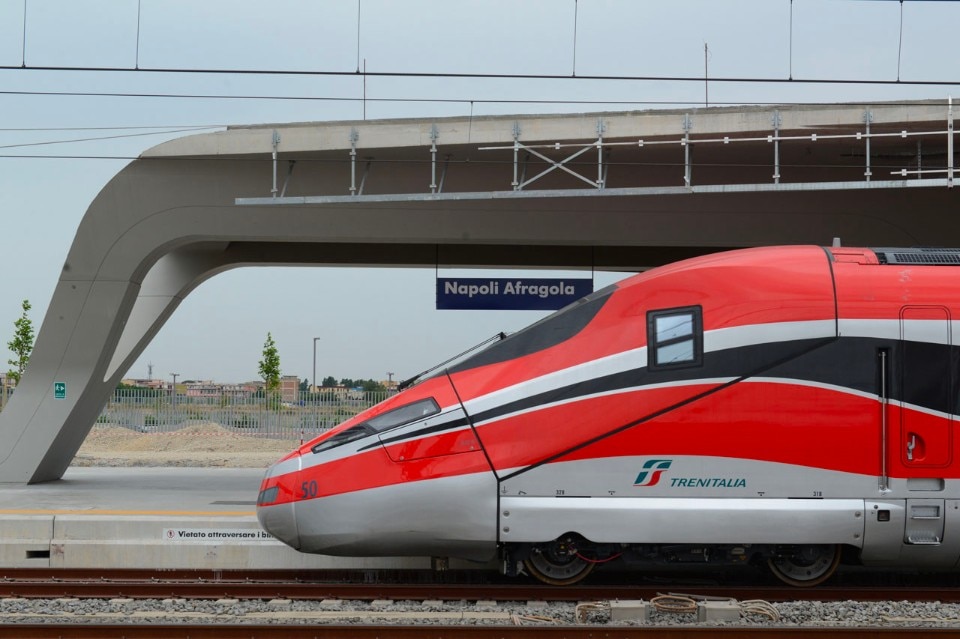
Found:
<box><xmin>0</xmin><ymin>243</ymin><xmax>235</xmax><ymax>483</ymax></box>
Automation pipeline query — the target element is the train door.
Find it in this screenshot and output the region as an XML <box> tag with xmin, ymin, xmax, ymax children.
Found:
<box><xmin>899</xmin><ymin>306</ymin><xmax>953</xmax><ymax>469</ymax></box>
<box><xmin>900</xmin><ymin>306</ymin><xmax>953</xmax><ymax>546</ymax></box>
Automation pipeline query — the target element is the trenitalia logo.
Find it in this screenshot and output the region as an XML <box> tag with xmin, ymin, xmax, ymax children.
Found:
<box><xmin>633</xmin><ymin>459</ymin><xmax>672</xmax><ymax>487</ymax></box>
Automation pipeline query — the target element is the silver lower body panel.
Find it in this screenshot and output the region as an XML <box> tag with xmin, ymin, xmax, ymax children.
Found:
<box><xmin>296</xmin><ymin>472</ymin><xmax>498</xmax><ymax>562</ymax></box>
<box><xmin>258</xmin><ymin>501</ymin><xmax>300</xmax><ymax>550</ymax></box>
<box><xmin>499</xmin><ymin>497</ymin><xmax>866</xmax><ymax>546</ymax></box>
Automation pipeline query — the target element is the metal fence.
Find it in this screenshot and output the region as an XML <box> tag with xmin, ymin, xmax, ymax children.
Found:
<box><xmin>1</xmin><ymin>387</ymin><xmax>394</xmax><ymax>441</ymax></box>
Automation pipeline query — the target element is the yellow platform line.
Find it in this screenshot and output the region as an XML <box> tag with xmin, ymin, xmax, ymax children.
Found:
<box><xmin>0</xmin><ymin>509</ymin><xmax>256</xmax><ymax>516</ymax></box>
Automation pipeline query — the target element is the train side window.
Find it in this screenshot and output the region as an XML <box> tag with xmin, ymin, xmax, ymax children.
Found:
<box><xmin>647</xmin><ymin>306</ymin><xmax>703</xmax><ymax>370</ymax></box>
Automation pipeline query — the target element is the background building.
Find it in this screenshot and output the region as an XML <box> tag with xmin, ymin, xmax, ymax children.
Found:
<box><xmin>280</xmin><ymin>376</ymin><xmax>300</xmax><ymax>403</ymax></box>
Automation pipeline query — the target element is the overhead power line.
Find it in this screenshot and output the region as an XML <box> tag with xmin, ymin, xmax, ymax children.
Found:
<box><xmin>0</xmin><ymin>88</ymin><xmax>956</xmax><ymax>110</ymax></box>
<box><xmin>0</xmin><ymin>127</ymin><xmax>221</xmax><ymax>151</ymax></box>
<box><xmin>4</xmin><ymin>64</ymin><xmax>960</xmax><ymax>87</ymax></box>
<box><xmin>0</xmin><ymin>125</ymin><xmax>224</xmax><ymax>131</ymax></box>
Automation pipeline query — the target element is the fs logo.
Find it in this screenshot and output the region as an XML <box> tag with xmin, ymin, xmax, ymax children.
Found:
<box><xmin>633</xmin><ymin>459</ymin><xmax>672</xmax><ymax>487</ymax></box>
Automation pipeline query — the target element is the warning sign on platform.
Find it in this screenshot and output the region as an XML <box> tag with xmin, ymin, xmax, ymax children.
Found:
<box><xmin>163</xmin><ymin>528</ymin><xmax>276</xmax><ymax>543</ymax></box>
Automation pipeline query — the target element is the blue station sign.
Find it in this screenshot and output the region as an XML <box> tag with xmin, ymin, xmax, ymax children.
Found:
<box><xmin>436</xmin><ymin>278</ymin><xmax>593</xmax><ymax>311</ymax></box>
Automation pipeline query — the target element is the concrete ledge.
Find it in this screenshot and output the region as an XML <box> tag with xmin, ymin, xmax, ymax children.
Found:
<box><xmin>0</xmin><ymin>515</ymin><xmax>54</xmax><ymax>567</ymax></box>
<box><xmin>0</xmin><ymin>513</ymin><xmax>497</xmax><ymax>571</ymax></box>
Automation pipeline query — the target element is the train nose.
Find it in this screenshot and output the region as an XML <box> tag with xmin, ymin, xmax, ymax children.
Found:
<box><xmin>256</xmin><ymin>455</ymin><xmax>302</xmax><ymax>550</ymax></box>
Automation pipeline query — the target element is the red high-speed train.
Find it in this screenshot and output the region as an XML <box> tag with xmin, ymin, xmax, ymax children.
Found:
<box><xmin>257</xmin><ymin>245</ymin><xmax>960</xmax><ymax>586</ymax></box>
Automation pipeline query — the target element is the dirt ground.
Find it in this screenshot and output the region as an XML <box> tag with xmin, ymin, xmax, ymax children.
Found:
<box><xmin>72</xmin><ymin>423</ymin><xmax>301</xmax><ymax>468</ymax></box>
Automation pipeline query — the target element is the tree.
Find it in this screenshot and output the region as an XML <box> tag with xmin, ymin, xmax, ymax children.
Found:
<box><xmin>6</xmin><ymin>300</ymin><xmax>35</xmax><ymax>385</ymax></box>
<box><xmin>258</xmin><ymin>332</ymin><xmax>281</xmax><ymax>393</ymax></box>
<box><xmin>360</xmin><ymin>379</ymin><xmax>387</xmax><ymax>393</ymax></box>
<box><xmin>298</xmin><ymin>378</ymin><xmax>309</xmax><ymax>392</ymax></box>
<box><xmin>321</xmin><ymin>376</ymin><xmax>337</xmax><ymax>387</ymax></box>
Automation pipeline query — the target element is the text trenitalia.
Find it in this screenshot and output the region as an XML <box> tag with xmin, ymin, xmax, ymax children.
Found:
<box><xmin>670</xmin><ymin>477</ymin><xmax>747</xmax><ymax>488</ymax></box>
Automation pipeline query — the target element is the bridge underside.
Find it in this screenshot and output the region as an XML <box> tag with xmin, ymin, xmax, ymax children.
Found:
<box><xmin>1</xmin><ymin>101</ymin><xmax>958</xmax><ymax>483</ymax></box>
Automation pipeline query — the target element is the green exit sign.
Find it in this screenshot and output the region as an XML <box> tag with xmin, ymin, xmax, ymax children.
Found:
<box><xmin>54</xmin><ymin>382</ymin><xmax>66</xmax><ymax>399</ymax></box>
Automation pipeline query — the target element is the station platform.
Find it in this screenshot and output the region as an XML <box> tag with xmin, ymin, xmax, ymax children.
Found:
<box><xmin>0</xmin><ymin>467</ymin><xmax>469</xmax><ymax>571</ymax></box>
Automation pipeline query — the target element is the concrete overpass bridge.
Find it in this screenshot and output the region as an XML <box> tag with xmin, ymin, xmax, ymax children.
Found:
<box><xmin>1</xmin><ymin>98</ymin><xmax>958</xmax><ymax>483</ymax></box>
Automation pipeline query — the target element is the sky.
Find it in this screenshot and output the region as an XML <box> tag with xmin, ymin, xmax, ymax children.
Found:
<box><xmin>0</xmin><ymin>0</ymin><xmax>957</xmax><ymax>385</ymax></box>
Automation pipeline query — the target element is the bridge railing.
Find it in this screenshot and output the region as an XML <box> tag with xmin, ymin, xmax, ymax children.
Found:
<box><xmin>240</xmin><ymin>99</ymin><xmax>960</xmax><ymax>204</ymax></box>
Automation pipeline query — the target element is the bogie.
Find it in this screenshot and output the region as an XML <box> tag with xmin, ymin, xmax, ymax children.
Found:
<box><xmin>507</xmin><ymin>538</ymin><xmax>839</xmax><ymax>587</ymax></box>
<box><xmin>767</xmin><ymin>545</ymin><xmax>843</xmax><ymax>587</ymax></box>
<box><xmin>522</xmin><ymin>535</ymin><xmax>596</xmax><ymax>586</ymax></box>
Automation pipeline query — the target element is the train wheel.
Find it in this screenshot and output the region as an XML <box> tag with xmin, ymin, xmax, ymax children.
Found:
<box><xmin>523</xmin><ymin>535</ymin><xmax>596</xmax><ymax>586</ymax></box>
<box><xmin>767</xmin><ymin>544</ymin><xmax>841</xmax><ymax>587</ymax></box>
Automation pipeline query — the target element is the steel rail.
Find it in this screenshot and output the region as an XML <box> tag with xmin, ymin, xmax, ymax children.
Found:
<box><xmin>2</xmin><ymin>624</ymin><xmax>960</xmax><ymax>638</ymax></box>
<box><xmin>1</xmin><ymin>577</ymin><xmax>959</xmax><ymax>603</ymax></box>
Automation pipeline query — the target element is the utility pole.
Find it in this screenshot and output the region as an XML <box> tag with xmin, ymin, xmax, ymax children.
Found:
<box><xmin>313</xmin><ymin>337</ymin><xmax>321</xmax><ymax>392</ymax></box>
<box><xmin>170</xmin><ymin>373</ymin><xmax>179</xmax><ymax>407</ymax></box>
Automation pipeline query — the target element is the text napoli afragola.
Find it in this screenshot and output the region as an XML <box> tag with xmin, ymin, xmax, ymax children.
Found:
<box><xmin>444</xmin><ymin>280</ymin><xmax>579</xmax><ymax>299</ymax></box>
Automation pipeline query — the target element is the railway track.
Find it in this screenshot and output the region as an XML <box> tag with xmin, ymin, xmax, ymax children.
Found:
<box><xmin>3</xmin><ymin>579</ymin><xmax>960</xmax><ymax>602</ymax></box>
<box><xmin>0</xmin><ymin>569</ymin><xmax>958</xmax><ymax>602</ymax></box>
<box><xmin>2</xmin><ymin>569</ymin><xmax>960</xmax><ymax>637</ymax></box>
<box><xmin>3</xmin><ymin>625</ymin><xmax>960</xmax><ymax>638</ymax></box>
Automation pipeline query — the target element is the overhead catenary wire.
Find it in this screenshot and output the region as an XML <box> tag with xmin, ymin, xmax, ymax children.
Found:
<box><xmin>0</xmin><ymin>127</ymin><xmax>221</xmax><ymax>150</ymax></box>
<box><xmin>0</xmin><ymin>0</ymin><xmax>947</xmax><ymax>88</ymax></box>
<box><xmin>3</xmin><ymin>0</ymin><xmax>952</xmax><ymax>144</ymax></box>
<box><xmin>0</xmin><ymin>0</ymin><xmax>953</xmax><ymax>117</ymax></box>
<box><xmin>0</xmin><ymin>125</ymin><xmax>225</xmax><ymax>131</ymax></box>
<box><xmin>6</xmin><ymin>60</ymin><xmax>960</xmax><ymax>87</ymax></box>
<box><xmin>0</xmin><ymin>88</ymin><xmax>956</xmax><ymax>109</ymax></box>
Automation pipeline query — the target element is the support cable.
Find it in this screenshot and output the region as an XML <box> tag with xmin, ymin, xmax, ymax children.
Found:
<box><xmin>572</xmin><ymin>0</ymin><xmax>578</xmax><ymax>77</ymax></box>
<box><xmin>897</xmin><ymin>0</ymin><xmax>904</xmax><ymax>83</ymax></box>
<box><xmin>21</xmin><ymin>0</ymin><xmax>27</xmax><ymax>67</ymax></box>
<box><xmin>788</xmin><ymin>0</ymin><xmax>793</xmax><ymax>81</ymax></box>
<box><xmin>135</xmin><ymin>0</ymin><xmax>142</xmax><ymax>70</ymax></box>
<box><xmin>704</xmin><ymin>42</ymin><xmax>709</xmax><ymax>107</ymax></box>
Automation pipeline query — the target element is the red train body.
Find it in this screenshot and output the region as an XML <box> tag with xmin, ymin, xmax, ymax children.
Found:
<box><xmin>257</xmin><ymin>246</ymin><xmax>960</xmax><ymax>585</ymax></box>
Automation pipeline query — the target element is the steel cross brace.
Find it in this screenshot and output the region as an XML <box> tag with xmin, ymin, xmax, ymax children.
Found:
<box><xmin>514</xmin><ymin>142</ymin><xmax>599</xmax><ymax>190</ymax></box>
<box><xmin>512</xmin><ymin>120</ymin><xmax>606</xmax><ymax>191</ymax></box>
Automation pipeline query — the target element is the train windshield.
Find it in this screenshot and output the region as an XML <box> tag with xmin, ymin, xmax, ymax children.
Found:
<box><xmin>310</xmin><ymin>398</ymin><xmax>440</xmax><ymax>454</ymax></box>
<box><xmin>445</xmin><ymin>283</ymin><xmax>617</xmax><ymax>374</ymax></box>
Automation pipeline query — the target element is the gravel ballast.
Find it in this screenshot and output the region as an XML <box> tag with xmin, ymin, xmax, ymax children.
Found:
<box><xmin>0</xmin><ymin>597</ymin><xmax>959</xmax><ymax>627</ymax></box>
